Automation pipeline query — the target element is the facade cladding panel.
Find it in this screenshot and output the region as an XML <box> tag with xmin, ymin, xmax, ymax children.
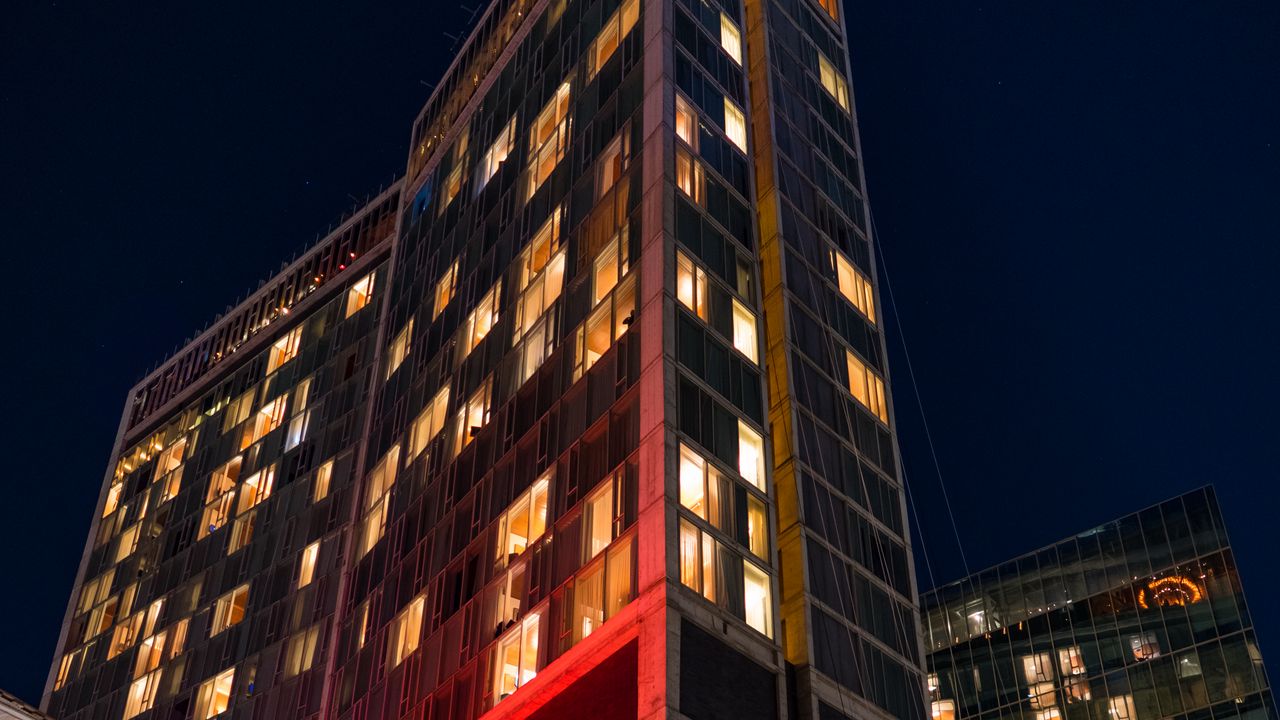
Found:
<box><xmin>924</xmin><ymin>488</ymin><xmax>1276</xmax><ymax>720</ymax></box>
<box><xmin>44</xmin><ymin>0</ymin><xmax>925</xmax><ymax>718</ymax></box>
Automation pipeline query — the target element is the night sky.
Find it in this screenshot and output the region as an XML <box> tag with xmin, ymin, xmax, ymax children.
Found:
<box><xmin>2</xmin><ymin>0</ymin><xmax>1277</xmax><ymax>709</ymax></box>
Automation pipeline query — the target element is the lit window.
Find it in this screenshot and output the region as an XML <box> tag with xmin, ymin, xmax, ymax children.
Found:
<box><xmin>1106</xmin><ymin>696</ymin><xmax>1134</xmax><ymax>720</ymax></box>
<box><xmin>408</xmin><ymin>385</ymin><xmax>451</xmax><ymax>460</ymax></box>
<box><xmin>675</xmin><ymin>95</ymin><xmax>698</xmax><ymax>148</ymax></box>
<box><xmin>344</xmin><ymin>271</ymin><xmax>376</xmax><ymax>318</ymax></box>
<box><xmin>440</xmin><ymin>165</ymin><xmax>463</xmax><ymax>214</ymax></box>
<box><xmin>676</xmin><ymin>251</ymin><xmax>708</xmax><ymax>319</ymax></box>
<box><xmin>592</xmin><ymin>235</ymin><xmax>627</xmax><ymax>305</ymax></box>
<box><xmin>587</xmin><ymin>0</ymin><xmax>639</xmax><ymax>79</ymax></box>
<box><xmin>738</xmin><ymin>421</ymin><xmax>765</xmax><ymax>490</ymax></box>
<box><xmin>605</xmin><ymin>535</ymin><xmax>634</xmax><ymax>617</ymax></box>
<box><xmin>114</xmin><ymin>523</ymin><xmax>140</xmax><ymax>563</ymax></box>
<box><xmin>520</xmin><ymin>209</ymin><xmax>562</xmax><ymax>290</ymax></box>
<box><xmin>313</xmin><ymin>458</ymin><xmax>333</xmax><ymax>503</ymax></box>
<box><xmin>284</xmin><ymin>409</ymin><xmax>310</xmax><ymax>451</ymax></box>
<box><xmin>818</xmin><ymin>52</ymin><xmax>850</xmax><ymax>111</ymax></box>
<box><xmin>723</xmin><ymin>98</ymin><xmax>747</xmax><ymax>152</ymax></box>
<box><xmin>732</xmin><ymin>299</ymin><xmax>759</xmax><ymax>363</ymax></box>
<box><xmin>743</xmin><ymin>560</ymin><xmax>773</xmax><ymax>637</ymax></box>
<box><xmin>283</xmin><ymin>624</ymin><xmax>320</xmax><ymax>678</ymax></box>
<box><xmin>292</xmin><ymin>375</ymin><xmax>313</xmax><ymax>412</ymax></box>
<box><xmin>240</xmin><ymin>395</ymin><xmax>286</xmax><ymax>449</ymax></box>
<box><xmin>387</xmin><ymin>596</ymin><xmax>425</xmax><ymax>669</ymax></box>
<box><xmin>354</xmin><ymin>600</ymin><xmax>370</xmax><ymax>649</ymax></box>
<box><xmin>678</xmin><ymin>519</ymin><xmax>701</xmax><ymax>592</ymax></box>
<box><xmin>678</xmin><ymin>519</ymin><xmax>720</xmax><ymax>602</ymax></box>
<box><xmin>194</xmin><ymin>667</ymin><xmax>235</xmax><ymax>720</ymax></box>
<box><xmin>452</xmin><ymin>378</ymin><xmax>493</xmax><ymax>457</ymax></box>
<box><xmin>227</xmin><ymin>512</ymin><xmax>256</xmax><ymax>555</ymax></box>
<box><xmin>573</xmin><ymin>563</ymin><xmax>604</xmax><ymax>643</ymax></box>
<box><xmin>497</xmin><ymin>563</ymin><xmax>527</xmax><ymax>627</ymax></box>
<box><xmin>109</xmin><ymin>610</ymin><xmax>144</xmax><ymax>659</ymax></box>
<box><xmin>496</xmin><ymin>474</ymin><xmax>551</xmax><ymax>566</ymax></box>
<box><xmin>574</xmin><ymin>275</ymin><xmax>636</xmax><ymax>380</ymax></box>
<box><xmin>720</xmin><ymin>13</ymin><xmax>742</xmax><ymax>64</ymax></box>
<box><xmin>476</xmin><ymin>115</ymin><xmax>517</xmax><ymax>192</ymax></box>
<box><xmin>846</xmin><ymin>350</ymin><xmax>888</xmax><ymax>423</ymax></box>
<box><xmin>746</xmin><ymin>495</ymin><xmax>767</xmax><ymax>559</ymax></box>
<box><xmin>123</xmin><ymin>670</ymin><xmax>161</xmax><ymax>719</ymax></box>
<box><xmin>1059</xmin><ymin>646</ymin><xmax>1086</xmax><ymax>675</ymax></box>
<box><xmin>833</xmin><ymin>251</ymin><xmax>876</xmax><ymax>324</ymax></box>
<box><xmin>200</xmin><ymin>457</ymin><xmax>241</xmax><ymax>539</ymax></box>
<box><xmin>222</xmin><ymin>388</ymin><xmax>256</xmax><ymax>434</ymax></box>
<box><xmin>211</xmin><ymin>585</ymin><xmax>248</xmax><ymax>636</ymax></box>
<box><xmin>676</xmin><ymin>147</ymin><xmax>704</xmax><ymax>205</ymax></box>
<box><xmin>134</xmin><ymin>632</ymin><xmax>165</xmax><ymax>678</ymax></box>
<box><xmin>1028</xmin><ymin>681</ymin><xmax>1056</xmax><ymax>709</ymax></box>
<box><xmin>679</xmin><ymin>445</ymin><xmax>709</xmax><ymax>519</ymax></box>
<box><xmin>358</xmin><ymin>445</ymin><xmax>400</xmax><ymax>557</ymax></box>
<box><xmin>235</xmin><ymin>465</ymin><xmax>275</xmax><ymax>515</ymax></box>
<box><xmin>584</xmin><ymin>479</ymin><xmax>615</xmax><ymax>560</ymax></box>
<box><xmin>152</xmin><ymin>437</ymin><xmax>185</xmax><ymax>481</ymax></box>
<box><xmin>817</xmin><ymin>0</ymin><xmax>839</xmax><ymax>21</ymax></box>
<box><xmin>493</xmin><ymin>611</ymin><xmax>541</xmax><ymax>703</ymax></box>
<box><xmin>434</xmin><ymin>260</ymin><xmax>459</xmax><ymax>319</ymax></box>
<box><xmin>298</xmin><ymin>541</ymin><xmax>319</xmax><ymax>588</ymax></box>
<box><xmin>386</xmin><ymin>317</ymin><xmax>414</xmax><ymax>379</ymax></box>
<box><xmin>439</xmin><ymin>130</ymin><xmax>469</xmax><ymax>214</ymax></box>
<box><xmin>527</xmin><ymin>81</ymin><xmax>572</xmax><ymax>199</ymax></box>
<box><xmin>103</xmin><ymin>482</ymin><xmax>123</xmax><ymax>518</ymax></box>
<box><xmin>78</xmin><ymin>569</ymin><xmax>115</xmax><ymax>615</ymax></box>
<box><xmin>267</xmin><ymin>326</ymin><xmax>302</xmax><ymax>374</ymax></box>
<box><xmin>514</xmin><ymin>215</ymin><xmax>566</xmax><ymax>341</ymax></box>
<box><xmin>597</xmin><ymin>133</ymin><xmax>628</xmax><ymax>197</ymax></box>
<box><xmin>459</xmin><ymin>281</ymin><xmax>501</xmax><ymax>360</ymax></box>
<box><xmin>1022</xmin><ymin>653</ymin><xmax>1053</xmax><ymax>683</ymax></box>
<box><xmin>517</xmin><ymin>314</ymin><xmax>555</xmax><ymax>383</ymax></box>
<box><xmin>932</xmin><ymin>700</ymin><xmax>956</xmax><ymax>720</ymax></box>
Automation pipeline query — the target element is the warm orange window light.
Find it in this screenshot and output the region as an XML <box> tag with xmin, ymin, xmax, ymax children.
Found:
<box><xmin>724</xmin><ymin>98</ymin><xmax>747</xmax><ymax>152</ymax></box>
<box><xmin>211</xmin><ymin>584</ymin><xmax>248</xmax><ymax>636</ymax></box>
<box><xmin>344</xmin><ymin>271</ymin><xmax>375</xmax><ymax>317</ymax></box>
<box><xmin>675</xmin><ymin>95</ymin><xmax>698</xmax><ymax>147</ymax></box>
<box><xmin>266</xmin><ymin>326</ymin><xmax>302</xmax><ymax>374</ymax></box>
<box><xmin>587</xmin><ymin>0</ymin><xmax>639</xmax><ymax>79</ymax></box>
<box><xmin>677</xmin><ymin>250</ymin><xmax>708</xmax><ymax>319</ymax></box>
<box><xmin>433</xmin><ymin>260</ymin><xmax>459</xmax><ymax>319</ymax></box>
<box><xmin>194</xmin><ymin>667</ymin><xmax>235</xmax><ymax>720</ymax></box>
<box><xmin>298</xmin><ymin>541</ymin><xmax>319</xmax><ymax>588</ymax></box>
<box><xmin>846</xmin><ymin>350</ymin><xmax>888</xmax><ymax>423</ymax></box>
<box><xmin>676</xmin><ymin>147</ymin><xmax>704</xmax><ymax>205</ymax></box>
<box><xmin>833</xmin><ymin>250</ymin><xmax>876</xmax><ymax>324</ymax></box>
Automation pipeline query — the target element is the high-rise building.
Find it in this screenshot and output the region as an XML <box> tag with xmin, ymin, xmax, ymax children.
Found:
<box><xmin>923</xmin><ymin>487</ymin><xmax>1275</xmax><ymax>720</ymax></box>
<box><xmin>44</xmin><ymin>0</ymin><xmax>924</xmax><ymax>718</ymax></box>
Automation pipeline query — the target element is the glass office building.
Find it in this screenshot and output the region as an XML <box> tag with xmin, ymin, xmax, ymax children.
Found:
<box><xmin>924</xmin><ymin>487</ymin><xmax>1274</xmax><ymax>720</ymax></box>
<box><xmin>44</xmin><ymin>0</ymin><xmax>924</xmax><ymax>718</ymax></box>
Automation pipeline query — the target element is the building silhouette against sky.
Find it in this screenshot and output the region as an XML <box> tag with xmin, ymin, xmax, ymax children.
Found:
<box><xmin>44</xmin><ymin>0</ymin><xmax>923</xmax><ymax>718</ymax></box>
<box><xmin>924</xmin><ymin>487</ymin><xmax>1275</xmax><ymax>720</ymax></box>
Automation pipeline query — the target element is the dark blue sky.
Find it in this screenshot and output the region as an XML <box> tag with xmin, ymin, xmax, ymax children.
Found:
<box><xmin>1</xmin><ymin>0</ymin><xmax>1277</xmax><ymax>708</ymax></box>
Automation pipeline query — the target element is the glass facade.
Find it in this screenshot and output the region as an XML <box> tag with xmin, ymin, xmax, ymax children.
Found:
<box><xmin>45</xmin><ymin>0</ymin><xmax>925</xmax><ymax>718</ymax></box>
<box><xmin>45</xmin><ymin>187</ymin><xmax>400</xmax><ymax>720</ymax></box>
<box><xmin>925</xmin><ymin>487</ymin><xmax>1275</xmax><ymax>720</ymax></box>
